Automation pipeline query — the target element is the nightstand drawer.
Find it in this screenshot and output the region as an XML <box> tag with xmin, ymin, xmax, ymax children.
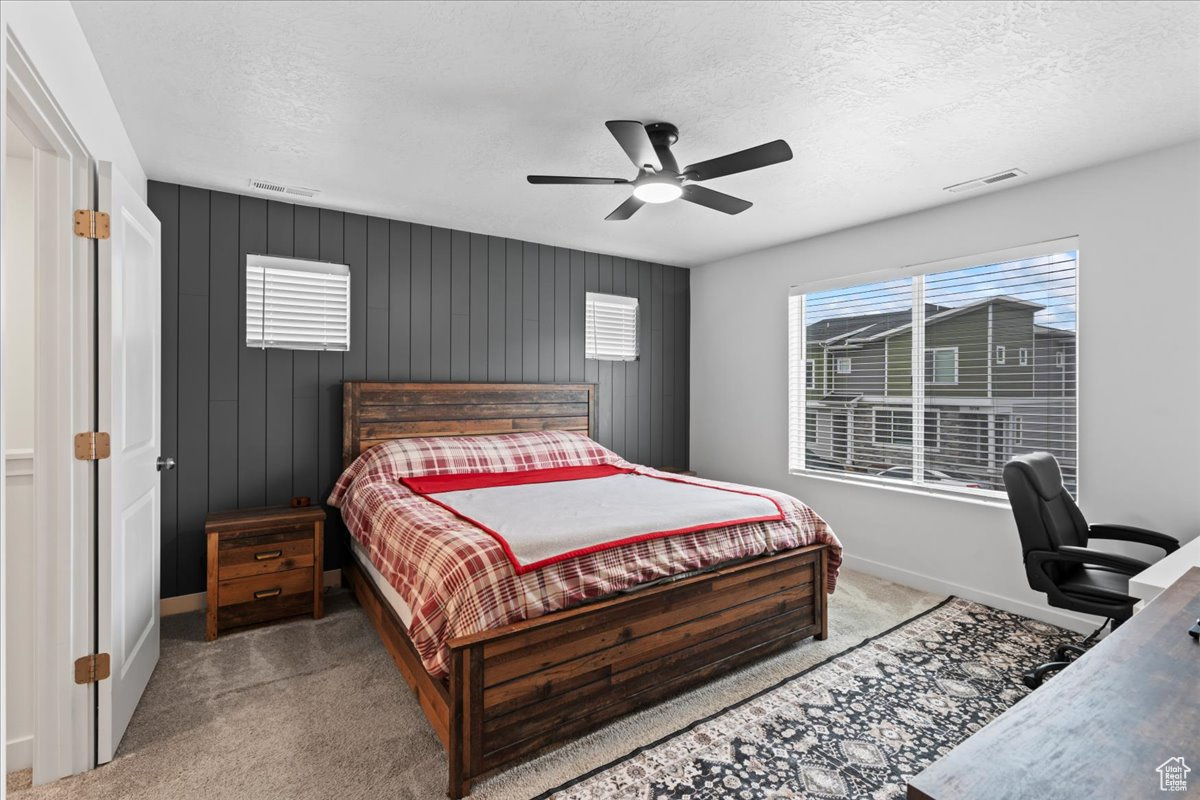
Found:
<box><xmin>217</xmin><ymin>568</ymin><xmax>314</xmax><ymax>630</ymax></box>
<box><xmin>218</xmin><ymin>530</ymin><xmax>314</xmax><ymax>580</ymax></box>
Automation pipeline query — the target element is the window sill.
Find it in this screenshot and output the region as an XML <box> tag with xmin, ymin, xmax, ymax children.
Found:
<box><xmin>788</xmin><ymin>468</ymin><xmax>1011</xmax><ymax>509</ymax></box>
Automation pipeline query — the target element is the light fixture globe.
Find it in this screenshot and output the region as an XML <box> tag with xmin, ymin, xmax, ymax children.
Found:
<box><xmin>632</xmin><ymin>178</ymin><xmax>682</xmax><ymax>204</ymax></box>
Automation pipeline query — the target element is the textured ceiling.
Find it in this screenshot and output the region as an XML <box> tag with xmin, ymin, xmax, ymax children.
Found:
<box><xmin>73</xmin><ymin>1</ymin><xmax>1200</xmax><ymax>266</ymax></box>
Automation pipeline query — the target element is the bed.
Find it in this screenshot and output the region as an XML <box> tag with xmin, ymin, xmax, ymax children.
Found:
<box><xmin>332</xmin><ymin>381</ymin><xmax>840</xmax><ymax>798</ymax></box>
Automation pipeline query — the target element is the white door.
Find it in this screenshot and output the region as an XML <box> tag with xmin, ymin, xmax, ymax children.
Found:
<box><xmin>96</xmin><ymin>161</ymin><xmax>163</xmax><ymax>762</ymax></box>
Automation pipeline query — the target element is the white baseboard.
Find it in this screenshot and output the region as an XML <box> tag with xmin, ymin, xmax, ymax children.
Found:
<box><xmin>841</xmin><ymin>553</ymin><xmax>1098</xmax><ymax>634</ymax></box>
<box><xmin>6</xmin><ymin>734</ymin><xmax>33</xmax><ymax>772</ymax></box>
<box><xmin>160</xmin><ymin>569</ymin><xmax>343</xmax><ymax>616</ymax></box>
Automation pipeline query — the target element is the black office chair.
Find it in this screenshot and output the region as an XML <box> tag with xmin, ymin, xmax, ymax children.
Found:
<box><xmin>1003</xmin><ymin>452</ymin><xmax>1179</xmax><ymax>688</ymax></box>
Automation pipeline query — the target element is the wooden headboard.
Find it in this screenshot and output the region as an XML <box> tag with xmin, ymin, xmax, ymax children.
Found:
<box><xmin>342</xmin><ymin>382</ymin><xmax>598</xmax><ymax>466</ymax></box>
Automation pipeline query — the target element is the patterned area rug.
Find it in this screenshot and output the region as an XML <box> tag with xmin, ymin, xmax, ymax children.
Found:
<box><xmin>537</xmin><ymin>597</ymin><xmax>1073</xmax><ymax>800</ymax></box>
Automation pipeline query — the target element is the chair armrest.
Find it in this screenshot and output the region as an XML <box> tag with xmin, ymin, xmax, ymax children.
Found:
<box><xmin>1030</xmin><ymin>546</ymin><xmax>1151</xmax><ymax>576</ymax></box>
<box><xmin>1089</xmin><ymin>524</ymin><xmax>1180</xmax><ymax>553</ymax></box>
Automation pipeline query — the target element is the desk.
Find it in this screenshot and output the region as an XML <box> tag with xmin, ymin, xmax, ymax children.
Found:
<box><xmin>907</xmin><ymin>567</ymin><xmax>1200</xmax><ymax>800</ymax></box>
<box><xmin>1130</xmin><ymin>535</ymin><xmax>1200</xmax><ymax>604</ymax></box>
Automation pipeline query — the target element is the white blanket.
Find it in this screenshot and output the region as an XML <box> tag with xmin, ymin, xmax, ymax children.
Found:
<box><xmin>426</xmin><ymin>473</ymin><xmax>782</xmax><ymax>571</ymax></box>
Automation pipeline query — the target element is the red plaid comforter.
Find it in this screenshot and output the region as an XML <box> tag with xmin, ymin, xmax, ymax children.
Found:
<box><xmin>328</xmin><ymin>430</ymin><xmax>842</xmax><ymax>678</ymax></box>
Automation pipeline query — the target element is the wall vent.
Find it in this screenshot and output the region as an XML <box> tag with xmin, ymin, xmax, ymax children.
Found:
<box><xmin>943</xmin><ymin>168</ymin><xmax>1026</xmax><ymax>194</ymax></box>
<box><xmin>249</xmin><ymin>179</ymin><xmax>320</xmax><ymax>198</ymax></box>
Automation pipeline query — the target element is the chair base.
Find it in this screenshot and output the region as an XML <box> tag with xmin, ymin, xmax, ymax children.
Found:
<box><xmin>1023</xmin><ymin>618</ymin><xmax>1111</xmax><ymax>690</ymax></box>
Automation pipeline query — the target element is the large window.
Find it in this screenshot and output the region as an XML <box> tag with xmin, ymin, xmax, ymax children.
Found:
<box><xmin>789</xmin><ymin>241</ymin><xmax>1078</xmax><ymax>497</ymax></box>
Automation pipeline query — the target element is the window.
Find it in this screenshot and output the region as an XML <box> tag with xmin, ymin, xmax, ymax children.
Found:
<box><xmin>585</xmin><ymin>292</ymin><xmax>638</xmax><ymax>361</ymax></box>
<box><xmin>806</xmin><ymin>361</ymin><xmax>816</xmax><ymax>389</ymax></box>
<box><xmin>927</xmin><ymin>347</ymin><xmax>958</xmax><ymax>384</ymax></box>
<box><xmin>788</xmin><ymin>241</ymin><xmax>1078</xmax><ymax>496</ymax></box>
<box><xmin>246</xmin><ymin>254</ymin><xmax>350</xmax><ymax>351</ymax></box>
<box><xmin>874</xmin><ymin>409</ymin><xmax>913</xmax><ymax>445</ymax></box>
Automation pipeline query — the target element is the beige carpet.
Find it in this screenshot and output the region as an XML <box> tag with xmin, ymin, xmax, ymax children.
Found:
<box><xmin>12</xmin><ymin>569</ymin><xmax>939</xmax><ymax>800</ymax></box>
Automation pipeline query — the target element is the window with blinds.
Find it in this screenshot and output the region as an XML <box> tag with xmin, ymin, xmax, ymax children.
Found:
<box><xmin>246</xmin><ymin>255</ymin><xmax>350</xmax><ymax>351</ymax></box>
<box><xmin>585</xmin><ymin>292</ymin><xmax>638</xmax><ymax>361</ymax></box>
<box><xmin>789</xmin><ymin>242</ymin><xmax>1078</xmax><ymax>497</ymax></box>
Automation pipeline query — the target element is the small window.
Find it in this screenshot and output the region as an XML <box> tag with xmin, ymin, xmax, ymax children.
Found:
<box><xmin>835</xmin><ymin>357</ymin><xmax>852</xmax><ymax>375</ymax></box>
<box><xmin>995</xmin><ymin>345</ymin><xmax>1006</xmax><ymax>365</ymax></box>
<box><xmin>1055</xmin><ymin>351</ymin><xmax>1066</xmax><ymax>368</ymax></box>
<box><xmin>1013</xmin><ymin>416</ymin><xmax>1025</xmax><ymax>445</ymax></box>
<box><xmin>806</xmin><ymin>361</ymin><xmax>816</xmax><ymax>389</ymax></box>
<box><xmin>927</xmin><ymin>347</ymin><xmax>958</xmax><ymax>384</ymax></box>
<box><xmin>246</xmin><ymin>255</ymin><xmax>350</xmax><ymax>351</ymax></box>
<box><xmin>585</xmin><ymin>292</ymin><xmax>638</xmax><ymax>361</ymax></box>
<box><xmin>1018</xmin><ymin>348</ymin><xmax>1029</xmax><ymax>366</ymax></box>
<box><xmin>874</xmin><ymin>408</ymin><xmax>913</xmax><ymax>445</ymax></box>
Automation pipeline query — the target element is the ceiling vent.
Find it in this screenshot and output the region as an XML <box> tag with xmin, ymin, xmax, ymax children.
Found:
<box><xmin>249</xmin><ymin>178</ymin><xmax>320</xmax><ymax>199</ymax></box>
<box><xmin>943</xmin><ymin>168</ymin><xmax>1026</xmax><ymax>194</ymax></box>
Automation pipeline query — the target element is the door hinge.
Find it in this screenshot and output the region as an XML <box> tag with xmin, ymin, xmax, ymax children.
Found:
<box><xmin>74</xmin><ymin>653</ymin><xmax>111</xmax><ymax>685</ymax></box>
<box><xmin>74</xmin><ymin>209</ymin><xmax>110</xmax><ymax>240</ymax></box>
<box><xmin>74</xmin><ymin>431</ymin><xmax>111</xmax><ymax>460</ymax></box>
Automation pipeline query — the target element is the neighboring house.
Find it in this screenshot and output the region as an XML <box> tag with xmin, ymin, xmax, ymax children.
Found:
<box><xmin>804</xmin><ymin>296</ymin><xmax>1077</xmax><ymax>490</ymax></box>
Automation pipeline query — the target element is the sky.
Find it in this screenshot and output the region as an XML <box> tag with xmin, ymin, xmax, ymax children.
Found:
<box><xmin>803</xmin><ymin>251</ymin><xmax>1078</xmax><ymax>331</ymax></box>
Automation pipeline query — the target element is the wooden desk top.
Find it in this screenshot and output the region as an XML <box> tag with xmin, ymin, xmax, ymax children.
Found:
<box><xmin>908</xmin><ymin>567</ymin><xmax>1200</xmax><ymax>800</ymax></box>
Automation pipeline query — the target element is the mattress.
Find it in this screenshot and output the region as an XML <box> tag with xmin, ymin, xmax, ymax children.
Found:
<box><xmin>349</xmin><ymin>537</ymin><xmax>413</xmax><ymax>629</ymax></box>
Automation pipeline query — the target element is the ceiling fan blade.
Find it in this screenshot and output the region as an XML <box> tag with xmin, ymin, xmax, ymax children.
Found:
<box><xmin>605</xmin><ymin>195</ymin><xmax>645</xmax><ymax>221</ymax></box>
<box><xmin>681</xmin><ymin>184</ymin><xmax>752</xmax><ymax>215</ymax></box>
<box><xmin>682</xmin><ymin>139</ymin><xmax>793</xmax><ymax>181</ymax></box>
<box><xmin>605</xmin><ymin>121</ymin><xmax>662</xmax><ymax>171</ymax></box>
<box><xmin>528</xmin><ymin>175</ymin><xmax>630</xmax><ymax>185</ymax></box>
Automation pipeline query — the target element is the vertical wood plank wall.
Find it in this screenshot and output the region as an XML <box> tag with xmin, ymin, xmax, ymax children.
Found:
<box><xmin>149</xmin><ymin>181</ymin><xmax>691</xmax><ymax>598</ymax></box>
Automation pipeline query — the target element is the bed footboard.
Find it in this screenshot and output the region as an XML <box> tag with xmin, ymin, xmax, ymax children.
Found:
<box><xmin>446</xmin><ymin>543</ymin><xmax>828</xmax><ymax>797</ymax></box>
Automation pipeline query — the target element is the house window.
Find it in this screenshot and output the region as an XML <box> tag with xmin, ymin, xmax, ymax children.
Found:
<box><xmin>927</xmin><ymin>347</ymin><xmax>958</xmax><ymax>384</ymax></box>
<box><xmin>585</xmin><ymin>292</ymin><xmax>638</xmax><ymax>361</ymax></box>
<box><xmin>806</xmin><ymin>361</ymin><xmax>816</xmax><ymax>389</ymax></box>
<box><xmin>874</xmin><ymin>409</ymin><xmax>913</xmax><ymax>445</ymax></box>
<box><xmin>925</xmin><ymin>409</ymin><xmax>940</xmax><ymax>450</ymax></box>
<box><xmin>788</xmin><ymin>242</ymin><xmax>1078</xmax><ymax>496</ymax></box>
<box><xmin>246</xmin><ymin>255</ymin><xmax>350</xmax><ymax>351</ymax></box>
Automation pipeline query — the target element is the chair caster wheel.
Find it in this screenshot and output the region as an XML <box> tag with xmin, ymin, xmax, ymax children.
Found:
<box><xmin>1023</xmin><ymin>671</ymin><xmax>1042</xmax><ymax>690</ymax></box>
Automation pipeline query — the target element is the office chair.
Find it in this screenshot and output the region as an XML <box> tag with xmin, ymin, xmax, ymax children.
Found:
<box><xmin>1003</xmin><ymin>452</ymin><xmax>1179</xmax><ymax>688</ymax></box>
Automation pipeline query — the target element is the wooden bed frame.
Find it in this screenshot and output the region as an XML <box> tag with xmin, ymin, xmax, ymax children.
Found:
<box><xmin>339</xmin><ymin>381</ymin><xmax>829</xmax><ymax>798</ymax></box>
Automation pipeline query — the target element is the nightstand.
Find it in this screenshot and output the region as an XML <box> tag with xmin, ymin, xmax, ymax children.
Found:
<box><xmin>205</xmin><ymin>505</ymin><xmax>325</xmax><ymax>641</ymax></box>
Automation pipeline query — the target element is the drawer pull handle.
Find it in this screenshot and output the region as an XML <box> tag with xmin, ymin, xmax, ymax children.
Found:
<box><xmin>254</xmin><ymin>550</ymin><xmax>283</xmax><ymax>561</ymax></box>
<box><xmin>253</xmin><ymin>587</ymin><xmax>283</xmax><ymax>600</ymax></box>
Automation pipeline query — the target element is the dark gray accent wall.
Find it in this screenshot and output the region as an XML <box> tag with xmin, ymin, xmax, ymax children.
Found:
<box><xmin>149</xmin><ymin>181</ymin><xmax>691</xmax><ymax>598</ymax></box>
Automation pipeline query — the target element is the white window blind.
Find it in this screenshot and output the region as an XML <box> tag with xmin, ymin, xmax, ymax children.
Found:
<box><xmin>789</xmin><ymin>242</ymin><xmax>1078</xmax><ymax>498</ymax></box>
<box><xmin>585</xmin><ymin>292</ymin><xmax>638</xmax><ymax>361</ymax></box>
<box><xmin>246</xmin><ymin>255</ymin><xmax>350</xmax><ymax>351</ymax></box>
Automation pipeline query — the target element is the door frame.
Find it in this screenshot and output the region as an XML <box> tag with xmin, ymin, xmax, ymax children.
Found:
<box><xmin>3</xmin><ymin>30</ymin><xmax>97</xmax><ymax>783</ymax></box>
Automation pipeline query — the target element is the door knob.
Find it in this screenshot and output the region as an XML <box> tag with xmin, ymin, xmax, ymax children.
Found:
<box><xmin>157</xmin><ymin>456</ymin><xmax>176</xmax><ymax>472</ymax></box>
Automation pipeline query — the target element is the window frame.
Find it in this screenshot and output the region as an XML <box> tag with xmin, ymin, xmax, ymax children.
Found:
<box><xmin>873</xmin><ymin>408</ymin><xmax>914</xmax><ymax>446</ymax></box>
<box><xmin>787</xmin><ymin>237</ymin><xmax>1079</xmax><ymax>505</ymax></box>
<box><xmin>995</xmin><ymin>345</ymin><xmax>1006</xmax><ymax>365</ymax></box>
<box><xmin>245</xmin><ymin>253</ymin><xmax>351</xmax><ymax>352</ymax></box>
<box><xmin>1018</xmin><ymin>348</ymin><xmax>1029</xmax><ymax>366</ymax></box>
<box><xmin>834</xmin><ymin>357</ymin><xmax>852</xmax><ymax>375</ymax></box>
<box><xmin>926</xmin><ymin>346</ymin><xmax>959</xmax><ymax>385</ymax></box>
<box><xmin>585</xmin><ymin>291</ymin><xmax>639</xmax><ymax>361</ymax></box>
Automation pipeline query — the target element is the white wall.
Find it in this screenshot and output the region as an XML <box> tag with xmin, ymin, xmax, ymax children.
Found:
<box><xmin>4</xmin><ymin>152</ymin><xmax>35</xmax><ymax>770</ymax></box>
<box><xmin>1</xmin><ymin>0</ymin><xmax>147</xmax><ymax>196</ymax></box>
<box><xmin>690</xmin><ymin>141</ymin><xmax>1200</xmax><ymax>631</ymax></box>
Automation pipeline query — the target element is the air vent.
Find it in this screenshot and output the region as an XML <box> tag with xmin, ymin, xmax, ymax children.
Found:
<box><xmin>249</xmin><ymin>179</ymin><xmax>320</xmax><ymax>199</ymax></box>
<box><xmin>943</xmin><ymin>168</ymin><xmax>1026</xmax><ymax>194</ymax></box>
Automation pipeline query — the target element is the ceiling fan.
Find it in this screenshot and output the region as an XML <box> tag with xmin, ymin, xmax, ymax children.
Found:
<box><xmin>527</xmin><ymin>121</ymin><xmax>793</xmax><ymax>220</ymax></box>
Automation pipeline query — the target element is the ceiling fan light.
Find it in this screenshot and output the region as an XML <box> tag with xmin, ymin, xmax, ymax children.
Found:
<box><xmin>632</xmin><ymin>181</ymin><xmax>682</xmax><ymax>204</ymax></box>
